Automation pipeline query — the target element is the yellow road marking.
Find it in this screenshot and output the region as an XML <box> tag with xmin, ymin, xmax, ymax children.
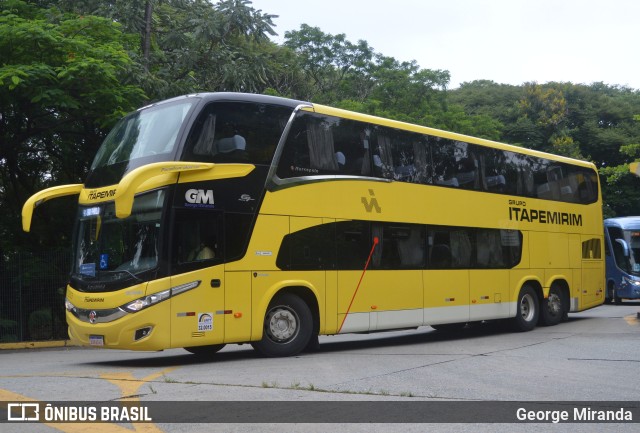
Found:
<box><xmin>624</xmin><ymin>314</ymin><xmax>639</xmax><ymax>326</ymax></box>
<box><xmin>101</xmin><ymin>367</ymin><xmax>177</xmax><ymax>400</ymax></box>
<box><xmin>0</xmin><ymin>367</ymin><xmax>177</xmax><ymax>432</ymax></box>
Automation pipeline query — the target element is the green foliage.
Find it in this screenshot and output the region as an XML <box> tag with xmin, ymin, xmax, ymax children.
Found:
<box><xmin>600</xmin><ymin>164</ymin><xmax>640</xmax><ymax>218</ymax></box>
<box><xmin>0</xmin><ymin>317</ymin><xmax>18</xmax><ymax>342</ymax></box>
<box><xmin>4</xmin><ymin>0</ymin><xmax>640</xmax><ymax>259</ymax></box>
<box><xmin>0</xmin><ymin>0</ymin><xmax>146</xmax><ymax>253</ymax></box>
<box><xmin>28</xmin><ymin>308</ymin><xmax>53</xmax><ymax>340</ymax></box>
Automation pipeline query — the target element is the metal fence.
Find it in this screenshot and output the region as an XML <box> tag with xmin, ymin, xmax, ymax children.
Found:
<box><xmin>0</xmin><ymin>250</ymin><xmax>71</xmax><ymax>342</ymax></box>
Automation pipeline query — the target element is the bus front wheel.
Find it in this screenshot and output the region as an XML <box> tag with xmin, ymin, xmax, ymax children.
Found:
<box><xmin>511</xmin><ymin>285</ymin><xmax>539</xmax><ymax>332</ymax></box>
<box><xmin>613</xmin><ymin>287</ymin><xmax>623</xmax><ymax>305</ymax></box>
<box><xmin>252</xmin><ymin>293</ymin><xmax>313</xmax><ymax>357</ymax></box>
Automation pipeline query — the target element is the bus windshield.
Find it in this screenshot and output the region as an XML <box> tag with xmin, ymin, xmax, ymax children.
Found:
<box><xmin>72</xmin><ymin>190</ymin><xmax>166</xmax><ymax>290</ymax></box>
<box><xmin>620</xmin><ymin>230</ymin><xmax>640</xmax><ymax>276</ymax></box>
<box><xmin>90</xmin><ymin>99</ymin><xmax>195</xmax><ymax>172</ymax></box>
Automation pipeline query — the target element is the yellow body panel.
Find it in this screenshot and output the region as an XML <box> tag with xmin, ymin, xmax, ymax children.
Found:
<box><xmin>169</xmin><ymin>268</ymin><xmax>225</xmax><ymax>349</ymax></box>
<box><xmin>63</xmin><ymin>172</ymin><xmax>603</xmax><ymax>350</ymax></box>
<box><xmin>224</xmin><ymin>271</ymin><xmax>252</xmax><ymax>343</ymax></box>
<box><xmin>51</xmin><ymin>98</ymin><xmax>603</xmax><ymax>351</ymax></box>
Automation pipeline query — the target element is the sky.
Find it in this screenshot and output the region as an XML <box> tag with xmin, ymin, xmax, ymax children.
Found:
<box><xmin>248</xmin><ymin>0</ymin><xmax>640</xmax><ymax>89</ymax></box>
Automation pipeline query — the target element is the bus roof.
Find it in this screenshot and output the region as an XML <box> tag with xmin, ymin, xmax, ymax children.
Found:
<box><xmin>139</xmin><ymin>92</ymin><xmax>596</xmax><ymax>171</ymax></box>
<box><xmin>140</xmin><ymin>92</ymin><xmax>308</xmax><ymax>111</ymax></box>
<box><xmin>311</xmin><ymin>103</ymin><xmax>597</xmax><ymax>170</ymax></box>
<box><xmin>604</xmin><ymin>217</ymin><xmax>640</xmax><ymax>230</ymax></box>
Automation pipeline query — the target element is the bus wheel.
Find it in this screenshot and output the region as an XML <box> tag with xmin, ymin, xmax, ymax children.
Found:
<box><xmin>613</xmin><ymin>288</ymin><xmax>623</xmax><ymax>305</ymax></box>
<box><xmin>604</xmin><ymin>284</ymin><xmax>613</xmax><ymax>304</ymax></box>
<box><xmin>252</xmin><ymin>293</ymin><xmax>313</xmax><ymax>357</ymax></box>
<box><xmin>539</xmin><ymin>285</ymin><xmax>564</xmax><ymax>326</ymax></box>
<box><xmin>184</xmin><ymin>344</ymin><xmax>226</xmax><ymax>356</ymax></box>
<box><xmin>511</xmin><ymin>285</ymin><xmax>539</xmax><ymax>332</ymax></box>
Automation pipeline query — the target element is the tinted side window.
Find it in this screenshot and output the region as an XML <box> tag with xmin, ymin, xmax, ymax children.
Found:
<box><xmin>225</xmin><ymin>213</ymin><xmax>253</xmax><ymax>262</ymax></box>
<box><xmin>183</xmin><ymin>102</ymin><xmax>292</xmax><ymax>165</ymax></box>
<box><xmin>371</xmin><ymin>126</ymin><xmax>431</xmax><ymax>184</ymax></box>
<box><xmin>479</xmin><ymin>147</ymin><xmax>509</xmax><ymax>193</ymax></box>
<box><xmin>171</xmin><ymin>210</ymin><xmax>222</xmax><ymax>274</ymax></box>
<box><xmin>276</xmin><ymin>223</ymin><xmax>336</xmax><ymax>270</ymax></box>
<box><xmin>336</xmin><ymin>221</ymin><xmax>371</xmax><ymax>270</ymax></box>
<box><xmin>582</xmin><ymin>238</ymin><xmax>601</xmax><ymax>259</ymax></box>
<box><xmin>371</xmin><ymin>224</ymin><xmax>425</xmax><ymax>269</ymax></box>
<box><xmin>476</xmin><ymin>229</ymin><xmax>522</xmax><ymax>268</ymax></box>
<box><xmin>604</xmin><ymin>228</ymin><xmax>611</xmax><ymax>256</ymax></box>
<box><xmin>427</xmin><ymin>226</ymin><xmax>474</xmax><ymax>269</ymax></box>
<box><xmin>276</xmin><ymin>221</ymin><xmax>521</xmax><ymax>271</ymax></box>
<box><xmin>607</xmin><ymin>226</ymin><xmax>631</xmax><ymax>272</ymax></box>
<box><xmin>431</xmin><ymin>137</ymin><xmax>459</xmax><ymax>187</ymax></box>
<box><xmin>276</xmin><ymin>113</ymin><xmax>371</xmax><ymax>178</ymax></box>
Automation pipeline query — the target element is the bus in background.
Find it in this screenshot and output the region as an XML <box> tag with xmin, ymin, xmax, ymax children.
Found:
<box><xmin>22</xmin><ymin>93</ymin><xmax>604</xmax><ymax>357</ymax></box>
<box><xmin>604</xmin><ymin>217</ymin><xmax>640</xmax><ymax>303</ymax></box>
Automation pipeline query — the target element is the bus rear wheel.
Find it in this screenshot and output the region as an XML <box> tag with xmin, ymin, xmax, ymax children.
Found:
<box><xmin>252</xmin><ymin>293</ymin><xmax>313</xmax><ymax>357</ymax></box>
<box><xmin>184</xmin><ymin>344</ymin><xmax>226</xmax><ymax>356</ymax></box>
<box><xmin>511</xmin><ymin>285</ymin><xmax>539</xmax><ymax>332</ymax></box>
<box><xmin>539</xmin><ymin>285</ymin><xmax>565</xmax><ymax>326</ymax></box>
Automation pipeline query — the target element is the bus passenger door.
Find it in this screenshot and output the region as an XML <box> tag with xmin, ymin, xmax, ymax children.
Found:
<box><xmin>369</xmin><ymin>224</ymin><xmax>423</xmax><ymax>331</ymax></box>
<box><xmin>169</xmin><ymin>209</ymin><xmax>225</xmax><ymax>349</ymax></box>
<box><xmin>423</xmin><ymin>227</ymin><xmax>470</xmax><ymax>326</ymax></box>
<box><xmin>274</xmin><ymin>216</ymin><xmax>335</xmax><ymax>334</ymax></box>
<box><xmin>469</xmin><ymin>229</ymin><xmax>513</xmax><ymax>320</ymax></box>
<box><xmin>337</xmin><ymin>222</ymin><xmax>424</xmax><ymax>333</ymax></box>
<box><xmin>336</xmin><ymin>221</ymin><xmax>374</xmax><ymax>333</ymax></box>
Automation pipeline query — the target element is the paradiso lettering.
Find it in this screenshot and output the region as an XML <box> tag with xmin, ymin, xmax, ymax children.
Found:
<box><xmin>508</xmin><ymin>201</ymin><xmax>582</xmax><ymax>226</ymax></box>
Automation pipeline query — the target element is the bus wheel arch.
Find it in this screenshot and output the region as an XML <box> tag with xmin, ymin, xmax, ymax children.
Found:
<box><xmin>605</xmin><ymin>280</ymin><xmax>614</xmax><ymax>304</ymax></box>
<box><xmin>251</xmin><ymin>287</ymin><xmax>318</xmax><ymax>357</ymax></box>
<box><xmin>511</xmin><ymin>282</ymin><xmax>541</xmax><ymax>332</ymax></box>
<box><xmin>540</xmin><ymin>280</ymin><xmax>569</xmax><ymax>326</ymax></box>
<box><xmin>607</xmin><ymin>280</ymin><xmax>622</xmax><ymax>304</ymax></box>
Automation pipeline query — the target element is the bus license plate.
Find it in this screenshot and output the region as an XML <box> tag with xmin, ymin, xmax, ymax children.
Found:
<box><xmin>89</xmin><ymin>335</ymin><xmax>104</xmax><ymax>346</ymax></box>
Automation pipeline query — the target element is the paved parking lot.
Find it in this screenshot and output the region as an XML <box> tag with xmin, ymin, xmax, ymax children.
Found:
<box><xmin>1</xmin><ymin>302</ymin><xmax>639</xmax><ymax>432</ymax></box>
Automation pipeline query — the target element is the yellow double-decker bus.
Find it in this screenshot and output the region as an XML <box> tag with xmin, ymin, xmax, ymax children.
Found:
<box><xmin>22</xmin><ymin>93</ymin><xmax>604</xmax><ymax>357</ymax></box>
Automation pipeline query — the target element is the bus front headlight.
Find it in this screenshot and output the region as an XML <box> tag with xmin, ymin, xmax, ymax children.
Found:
<box><xmin>122</xmin><ymin>289</ymin><xmax>171</xmax><ymax>313</ymax></box>
<box><xmin>622</xmin><ymin>276</ymin><xmax>640</xmax><ymax>287</ymax></box>
<box><xmin>65</xmin><ymin>298</ymin><xmax>76</xmax><ymax>312</ymax></box>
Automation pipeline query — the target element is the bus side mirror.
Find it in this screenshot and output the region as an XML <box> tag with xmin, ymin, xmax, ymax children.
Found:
<box><xmin>615</xmin><ymin>238</ymin><xmax>630</xmax><ymax>257</ymax></box>
<box><xmin>22</xmin><ymin>184</ymin><xmax>83</xmax><ymax>232</ymax></box>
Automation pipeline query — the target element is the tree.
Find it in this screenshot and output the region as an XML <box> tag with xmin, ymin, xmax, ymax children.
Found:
<box><xmin>0</xmin><ymin>0</ymin><xmax>146</xmax><ymax>252</ymax></box>
<box><xmin>44</xmin><ymin>0</ymin><xmax>282</xmax><ymax>99</ymax></box>
<box><xmin>284</xmin><ymin>24</ymin><xmax>376</xmax><ymax>102</ymax></box>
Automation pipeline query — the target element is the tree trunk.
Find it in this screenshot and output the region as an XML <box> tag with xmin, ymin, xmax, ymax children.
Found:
<box><xmin>142</xmin><ymin>0</ymin><xmax>153</xmax><ymax>71</ymax></box>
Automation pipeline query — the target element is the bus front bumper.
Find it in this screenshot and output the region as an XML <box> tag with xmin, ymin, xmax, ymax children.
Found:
<box><xmin>66</xmin><ymin>302</ymin><xmax>171</xmax><ymax>351</ymax></box>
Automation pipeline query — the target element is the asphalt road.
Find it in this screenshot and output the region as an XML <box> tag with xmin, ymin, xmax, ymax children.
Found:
<box><xmin>1</xmin><ymin>302</ymin><xmax>639</xmax><ymax>433</ymax></box>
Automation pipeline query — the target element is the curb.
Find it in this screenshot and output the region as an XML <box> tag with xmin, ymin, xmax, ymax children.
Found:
<box><xmin>0</xmin><ymin>340</ymin><xmax>77</xmax><ymax>350</ymax></box>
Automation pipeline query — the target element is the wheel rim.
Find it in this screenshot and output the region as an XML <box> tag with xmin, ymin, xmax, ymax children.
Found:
<box><xmin>520</xmin><ymin>293</ymin><xmax>535</xmax><ymax>322</ymax></box>
<box><xmin>265</xmin><ymin>306</ymin><xmax>299</xmax><ymax>343</ymax></box>
<box><xmin>547</xmin><ymin>292</ymin><xmax>562</xmax><ymax>316</ymax></box>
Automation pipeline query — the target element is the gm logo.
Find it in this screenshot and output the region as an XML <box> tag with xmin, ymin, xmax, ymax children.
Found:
<box><xmin>185</xmin><ymin>189</ymin><xmax>215</xmax><ymax>205</ymax></box>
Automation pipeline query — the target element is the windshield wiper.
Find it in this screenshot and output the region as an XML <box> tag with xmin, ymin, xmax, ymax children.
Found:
<box><xmin>101</xmin><ymin>269</ymin><xmax>144</xmax><ymax>283</ymax></box>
